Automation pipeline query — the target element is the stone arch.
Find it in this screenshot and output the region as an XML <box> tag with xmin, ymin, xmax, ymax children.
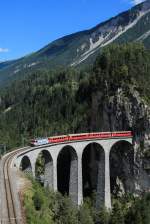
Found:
<box><xmin>57</xmin><ymin>145</ymin><xmax>78</xmax><ymax>204</ymax></box>
<box><xmin>82</xmin><ymin>142</ymin><xmax>105</xmax><ymax>209</ymax></box>
<box><xmin>110</xmin><ymin>140</ymin><xmax>134</xmax><ymax>198</ymax></box>
<box><xmin>35</xmin><ymin>150</ymin><xmax>53</xmax><ymax>189</ymax></box>
<box><xmin>20</xmin><ymin>155</ymin><xmax>33</xmax><ymax>175</ymax></box>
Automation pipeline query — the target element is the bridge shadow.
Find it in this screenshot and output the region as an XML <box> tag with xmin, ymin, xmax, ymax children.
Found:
<box><xmin>110</xmin><ymin>140</ymin><xmax>134</xmax><ymax>199</ymax></box>
<box><xmin>82</xmin><ymin>142</ymin><xmax>105</xmax><ymax>209</ymax></box>
<box><xmin>19</xmin><ymin>155</ymin><xmax>32</xmax><ymax>176</ymax></box>
<box><xmin>35</xmin><ymin>150</ymin><xmax>53</xmax><ymax>188</ymax></box>
<box><xmin>57</xmin><ymin>146</ymin><xmax>78</xmax><ymax>204</ymax></box>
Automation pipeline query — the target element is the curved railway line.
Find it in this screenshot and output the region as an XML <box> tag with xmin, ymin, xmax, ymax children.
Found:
<box><xmin>2</xmin><ymin>147</ymin><xmax>29</xmax><ymax>224</ymax></box>
<box><xmin>3</xmin><ymin>153</ymin><xmax>18</xmax><ymax>224</ymax></box>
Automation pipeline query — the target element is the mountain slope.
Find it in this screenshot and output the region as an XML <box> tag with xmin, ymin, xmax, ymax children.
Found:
<box><xmin>0</xmin><ymin>0</ymin><xmax>150</xmax><ymax>86</ymax></box>
<box><xmin>0</xmin><ymin>43</ymin><xmax>150</xmax><ymax>193</ymax></box>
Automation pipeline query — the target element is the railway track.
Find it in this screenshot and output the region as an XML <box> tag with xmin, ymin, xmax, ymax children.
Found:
<box><xmin>2</xmin><ymin>147</ymin><xmax>30</xmax><ymax>224</ymax></box>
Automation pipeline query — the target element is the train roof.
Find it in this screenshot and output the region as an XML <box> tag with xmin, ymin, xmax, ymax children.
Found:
<box><xmin>31</xmin><ymin>131</ymin><xmax>132</xmax><ymax>141</ymax></box>
<box><xmin>49</xmin><ymin>135</ymin><xmax>67</xmax><ymax>138</ymax></box>
<box><xmin>68</xmin><ymin>132</ymin><xmax>110</xmax><ymax>136</ymax></box>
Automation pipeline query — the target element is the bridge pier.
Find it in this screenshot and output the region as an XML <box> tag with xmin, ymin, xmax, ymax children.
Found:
<box><xmin>69</xmin><ymin>152</ymin><xmax>78</xmax><ymax>204</ymax></box>
<box><xmin>96</xmin><ymin>151</ymin><xmax>105</xmax><ymax>209</ymax></box>
<box><xmin>104</xmin><ymin>147</ymin><xmax>111</xmax><ymax>209</ymax></box>
<box><xmin>44</xmin><ymin>159</ymin><xmax>53</xmax><ymax>188</ymax></box>
<box><xmin>77</xmin><ymin>153</ymin><xmax>83</xmax><ymax>206</ymax></box>
<box><xmin>52</xmin><ymin>157</ymin><xmax>58</xmax><ymax>191</ymax></box>
<box><xmin>30</xmin><ymin>160</ymin><xmax>36</xmax><ymax>177</ymax></box>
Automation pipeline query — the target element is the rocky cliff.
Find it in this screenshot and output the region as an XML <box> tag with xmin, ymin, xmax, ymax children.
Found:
<box><xmin>90</xmin><ymin>84</ymin><xmax>150</xmax><ymax>194</ymax></box>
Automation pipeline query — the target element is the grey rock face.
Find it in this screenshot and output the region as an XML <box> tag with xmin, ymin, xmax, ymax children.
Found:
<box><xmin>91</xmin><ymin>86</ymin><xmax>150</xmax><ymax>194</ymax></box>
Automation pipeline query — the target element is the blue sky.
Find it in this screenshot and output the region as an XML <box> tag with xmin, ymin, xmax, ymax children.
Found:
<box><xmin>0</xmin><ymin>0</ymin><xmax>144</xmax><ymax>61</ymax></box>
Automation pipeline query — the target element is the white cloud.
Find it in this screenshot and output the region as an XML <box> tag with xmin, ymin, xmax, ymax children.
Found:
<box><xmin>0</xmin><ymin>48</ymin><xmax>9</xmax><ymax>53</ymax></box>
<box><xmin>130</xmin><ymin>0</ymin><xmax>145</xmax><ymax>5</ymax></box>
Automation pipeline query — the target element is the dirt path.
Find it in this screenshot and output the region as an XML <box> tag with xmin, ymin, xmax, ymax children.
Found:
<box><xmin>15</xmin><ymin>170</ymin><xmax>32</xmax><ymax>224</ymax></box>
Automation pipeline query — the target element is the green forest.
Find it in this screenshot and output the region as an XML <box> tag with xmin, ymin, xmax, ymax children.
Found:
<box><xmin>24</xmin><ymin>180</ymin><xmax>150</xmax><ymax>224</ymax></box>
<box><xmin>0</xmin><ymin>43</ymin><xmax>150</xmax><ymax>149</ymax></box>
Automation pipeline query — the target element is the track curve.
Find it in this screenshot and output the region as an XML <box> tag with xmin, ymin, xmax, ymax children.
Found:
<box><xmin>1</xmin><ymin>147</ymin><xmax>30</xmax><ymax>224</ymax></box>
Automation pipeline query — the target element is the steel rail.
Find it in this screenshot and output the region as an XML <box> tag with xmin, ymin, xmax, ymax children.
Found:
<box><xmin>4</xmin><ymin>154</ymin><xmax>17</xmax><ymax>223</ymax></box>
<box><xmin>2</xmin><ymin>147</ymin><xmax>30</xmax><ymax>224</ymax></box>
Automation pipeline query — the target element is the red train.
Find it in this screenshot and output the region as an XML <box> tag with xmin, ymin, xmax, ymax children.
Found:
<box><xmin>30</xmin><ymin>131</ymin><xmax>132</xmax><ymax>146</ymax></box>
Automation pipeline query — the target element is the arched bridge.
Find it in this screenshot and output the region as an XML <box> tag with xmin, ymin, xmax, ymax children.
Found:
<box><xmin>14</xmin><ymin>132</ymin><xmax>133</xmax><ymax>209</ymax></box>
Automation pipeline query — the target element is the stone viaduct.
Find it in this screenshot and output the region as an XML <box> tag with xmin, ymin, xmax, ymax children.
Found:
<box><xmin>14</xmin><ymin>136</ymin><xmax>133</xmax><ymax>209</ymax></box>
